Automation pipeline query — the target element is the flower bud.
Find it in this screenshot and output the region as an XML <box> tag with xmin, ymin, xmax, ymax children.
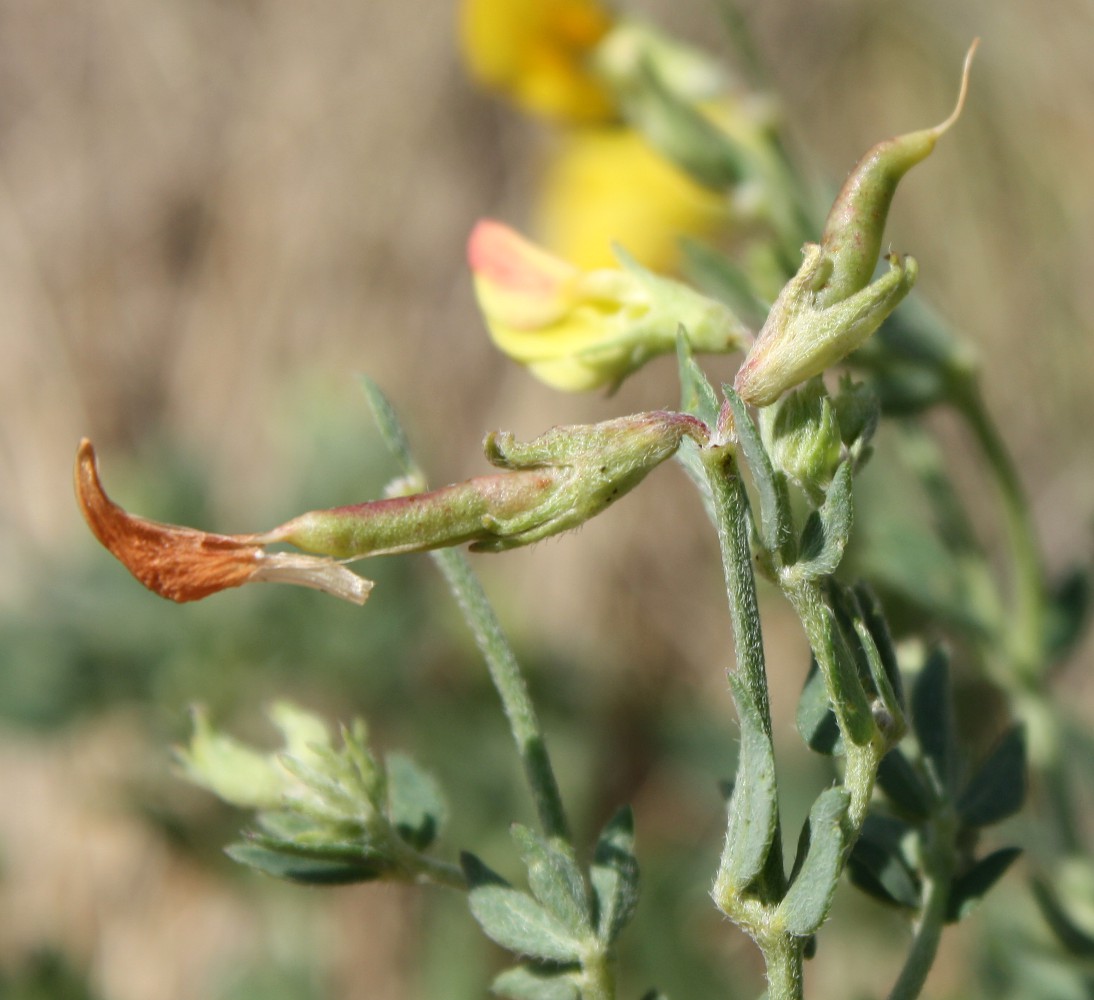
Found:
<box><xmin>469</xmin><ymin>219</ymin><xmax>748</xmax><ymax>392</ymax></box>
<box><xmin>762</xmin><ymin>377</ymin><xmax>842</xmax><ymax>501</ymax></box>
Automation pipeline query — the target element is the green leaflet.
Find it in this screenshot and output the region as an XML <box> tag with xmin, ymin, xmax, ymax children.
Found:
<box><xmin>491</xmin><ymin>965</ymin><xmax>582</xmax><ymax>1000</ymax></box>
<box><xmin>718</xmin><ymin>673</ymin><xmax>779</xmax><ymax>894</ymax></box>
<box><xmin>511</xmin><ymin>824</ymin><xmax>593</xmax><ymax>935</ymax></box>
<box><xmin>463</xmin><ymin>853</ymin><xmax>587</xmax><ymax>964</ymax></box>
<box><xmin>723</xmin><ymin>386</ymin><xmax>793</xmax><ymax>561</ymax></box>
<box><xmin>956</xmin><ymin>726</ymin><xmax>1027</xmax><ymax>828</ymax></box>
<box><xmin>590</xmin><ymin>806</ymin><xmax>641</xmax><ymax>945</ymax></box>
<box><xmin>774</xmin><ymin>788</ymin><xmax>851</xmax><ymax>936</ymax></box>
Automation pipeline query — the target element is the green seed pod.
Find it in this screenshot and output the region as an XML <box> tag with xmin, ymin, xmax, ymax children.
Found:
<box><xmin>733</xmin><ymin>42</ymin><xmax>977</xmax><ymax>408</ymax></box>
<box><xmin>817</xmin><ymin>41</ymin><xmax>978</xmax><ymax>306</ymax></box>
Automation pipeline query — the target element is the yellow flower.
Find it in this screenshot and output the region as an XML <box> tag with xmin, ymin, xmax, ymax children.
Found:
<box><xmin>534</xmin><ymin>126</ymin><xmax>729</xmax><ymax>272</ymax></box>
<box><xmin>468</xmin><ymin>219</ymin><xmax>748</xmax><ymax>392</ymax></box>
<box><xmin>459</xmin><ymin>0</ymin><xmax>616</xmax><ymax>123</ymax></box>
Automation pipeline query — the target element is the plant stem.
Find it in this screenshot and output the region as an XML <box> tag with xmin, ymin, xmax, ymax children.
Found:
<box><xmin>760</xmin><ymin>934</ymin><xmax>805</xmax><ymax>1000</ymax></box>
<box><xmin>951</xmin><ymin>377</ymin><xmax>1046</xmax><ymax>682</ymax></box>
<box><xmin>886</xmin><ymin>816</ymin><xmax>956</xmax><ymax>1000</ymax></box>
<box><xmin>431</xmin><ymin>549</ymin><xmax>571</xmax><ymax>844</ymax></box>
<box><xmin>359</xmin><ymin>380</ymin><xmax>571</xmax><ymax>844</ymax></box>
<box><xmin>783</xmin><ymin>580</ymin><xmax>881</xmax><ymax>832</ymax></box>
<box><xmin>580</xmin><ymin>949</ymin><xmax>617</xmax><ymax>1000</ymax></box>
<box><xmin>390</xmin><ymin>838</ymin><xmax>469</xmax><ymax>890</ymax></box>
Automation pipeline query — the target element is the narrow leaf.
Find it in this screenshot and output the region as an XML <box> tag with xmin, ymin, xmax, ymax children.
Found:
<box><xmin>852</xmin><ymin>612</ymin><xmax>904</xmax><ymax>739</ymax></box>
<box><xmin>774</xmin><ymin>788</ymin><xmax>851</xmax><ymax>936</ymax></box>
<box><xmin>796</xmin><ymin>656</ymin><xmax>842</xmax><ymax>756</ymax></box>
<box><xmin>794</xmin><ymin>462</ymin><xmax>854</xmax><ymax>579</ymax></box>
<box><xmin>957</xmin><ymin>726</ymin><xmax>1027</xmax><ymax>828</ymax></box>
<box><xmin>357</xmin><ymin>374</ymin><xmax>423</xmax><ymax>481</ymax></box>
<box><xmin>875</xmin><ymin>748</ymin><xmax>933</xmax><ymax>820</ymax></box>
<box><xmin>492</xmin><ymin>965</ymin><xmax>581</xmax><ymax>1000</ymax></box>
<box><xmin>847</xmin><ymin>815</ymin><xmax>921</xmax><ymax>909</ymax></box>
<box><xmin>812</xmin><ymin>593</ymin><xmax>877</xmax><ymax>748</ymax></box>
<box><xmin>680</xmin><ymin>238</ymin><xmax>768</xmax><ymax>326</ymax></box>
<box><xmin>853</xmin><ymin>584</ymin><xmax>905</xmax><ymax>712</ymax></box>
<box><xmin>718</xmin><ymin>673</ymin><xmax>779</xmax><ymax>893</ymax></box>
<box><xmin>385</xmin><ymin>752</ymin><xmax>447</xmax><ymax>851</ymax></box>
<box><xmin>511</xmin><ymin>824</ymin><xmax>592</xmax><ymax>934</ymax></box>
<box><xmin>1044</xmin><ymin>565</ymin><xmax>1092</xmax><ymax>663</ymax></box>
<box><xmin>676</xmin><ymin>331</ymin><xmax>721</xmax><ymax>427</ymax></box>
<box><xmin>723</xmin><ymin>386</ymin><xmax>793</xmax><ymax>559</ymax></box>
<box><xmin>226</xmin><ymin>840</ymin><xmax>385</xmax><ymax>885</ymax></box>
<box><xmin>911</xmin><ymin>648</ymin><xmax>956</xmax><ymax>795</ymax></box>
<box><xmin>590</xmin><ymin>806</ymin><xmax>640</xmax><ymax>944</ymax></box>
<box><xmin>946</xmin><ymin>847</ymin><xmax>1022</xmax><ymax>922</ymax></box>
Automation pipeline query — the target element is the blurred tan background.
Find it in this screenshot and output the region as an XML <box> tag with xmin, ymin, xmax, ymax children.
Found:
<box><xmin>0</xmin><ymin>1</ymin><xmax>1091</xmax><ymax>998</ymax></box>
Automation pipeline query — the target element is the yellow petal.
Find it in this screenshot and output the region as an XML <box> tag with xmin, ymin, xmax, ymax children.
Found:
<box><xmin>459</xmin><ymin>0</ymin><xmax>616</xmax><ymax>123</ymax></box>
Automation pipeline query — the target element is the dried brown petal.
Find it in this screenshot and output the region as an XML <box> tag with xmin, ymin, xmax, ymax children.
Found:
<box><xmin>74</xmin><ymin>439</ymin><xmax>265</xmax><ymax>602</ymax></box>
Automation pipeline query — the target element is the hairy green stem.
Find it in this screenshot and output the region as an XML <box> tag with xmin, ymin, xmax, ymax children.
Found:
<box><xmin>580</xmin><ymin>950</ymin><xmax>617</xmax><ymax>1000</ymax></box>
<box><xmin>703</xmin><ymin>443</ymin><xmax>802</xmax><ymax>998</ymax></box>
<box><xmin>783</xmin><ymin>580</ymin><xmax>882</xmax><ymax>832</ymax></box>
<box><xmin>388</xmin><ymin>836</ymin><xmax>469</xmax><ymax>890</ymax></box>
<box><xmin>360</xmin><ymin>379</ymin><xmax>571</xmax><ymax>844</ymax></box>
<box><xmin>760</xmin><ymin>933</ymin><xmax>806</xmax><ymax>1000</ymax></box>
<box><xmin>951</xmin><ymin>378</ymin><xmax>1046</xmax><ymax>682</ymax></box>
<box><xmin>701</xmin><ymin>444</ymin><xmax>774</xmax><ymax>735</ymax></box>
<box><xmin>431</xmin><ymin>548</ymin><xmax>571</xmax><ymax>844</ymax></box>
<box><xmin>886</xmin><ymin>816</ymin><xmax>956</xmax><ymax>1000</ymax></box>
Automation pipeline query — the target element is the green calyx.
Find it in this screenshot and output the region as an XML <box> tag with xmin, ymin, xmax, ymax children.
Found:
<box><xmin>271</xmin><ymin>411</ymin><xmax>708</xmax><ymax>559</ymax></box>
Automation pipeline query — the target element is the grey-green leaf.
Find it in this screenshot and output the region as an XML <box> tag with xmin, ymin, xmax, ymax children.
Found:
<box><xmin>463</xmin><ymin>853</ymin><xmax>586</xmax><ymax>964</ymax></box>
<box><xmin>794</xmin><ymin>462</ymin><xmax>853</xmax><ymax>579</ymax></box>
<box><xmin>590</xmin><ymin>806</ymin><xmax>640</xmax><ymax>944</ymax></box>
<box><xmin>774</xmin><ymin>788</ymin><xmax>851</xmax><ymax>936</ymax></box>
<box><xmin>853</xmin><ymin>584</ymin><xmax>905</xmax><ymax>712</ymax></box>
<box><xmin>226</xmin><ymin>840</ymin><xmax>385</xmax><ymax>885</ymax></box>
<box><xmin>847</xmin><ymin>815</ymin><xmax>921</xmax><ymax>909</ymax></box>
<box><xmin>1044</xmin><ymin>564</ymin><xmax>1092</xmax><ymax>664</ymax></box>
<box><xmin>511</xmin><ymin>824</ymin><xmax>592</xmax><ymax>935</ymax></box>
<box><xmin>911</xmin><ymin>647</ymin><xmax>956</xmax><ymax>795</ymax></box>
<box><xmin>492</xmin><ymin>965</ymin><xmax>581</xmax><ymax>1000</ymax></box>
<box><xmin>723</xmin><ymin>386</ymin><xmax>793</xmax><ymax>560</ymax></box>
<box><xmin>385</xmin><ymin>752</ymin><xmax>447</xmax><ymax>851</ymax></box>
<box><xmin>681</xmin><ymin>238</ymin><xmax>769</xmax><ymax>327</ymax></box>
<box><xmin>796</xmin><ymin>657</ymin><xmax>842</xmax><ymax>756</ymax></box>
<box><xmin>946</xmin><ymin>847</ymin><xmax>1022</xmax><ymax>922</ymax></box>
<box><xmin>676</xmin><ymin>332</ymin><xmax>720</xmax><ymax>426</ymax></box>
<box><xmin>358</xmin><ymin>374</ymin><xmax>424</xmax><ymax>482</ymax></box>
<box><xmin>957</xmin><ymin>727</ymin><xmax>1027</xmax><ymax>828</ymax></box>
<box><xmin>718</xmin><ymin>673</ymin><xmax>779</xmax><ymax>893</ymax></box>
<box><xmin>875</xmin><ymin>748</ymin><xmax>933</xmax><ymax>820</ymax></box>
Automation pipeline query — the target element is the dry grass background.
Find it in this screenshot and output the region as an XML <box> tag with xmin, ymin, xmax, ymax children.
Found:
<box><xmin>0</xmin><ymin>1</ymin><xmax>1091</xmax><ymax>998</ymax></box>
